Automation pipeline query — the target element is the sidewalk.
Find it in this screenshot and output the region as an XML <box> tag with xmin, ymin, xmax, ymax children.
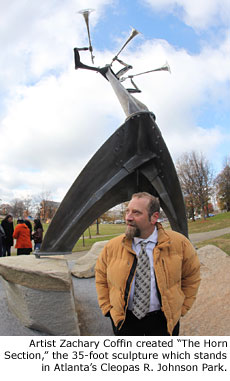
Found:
<box><xmin>189</xmin><ymin>226</ymin><xmax>230</xmax><ymax>244</ymax></box>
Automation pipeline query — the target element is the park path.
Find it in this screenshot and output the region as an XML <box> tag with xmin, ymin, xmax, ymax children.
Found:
<box><xmin>189</xmin><ymin>226</ymin><xmax>230</xmax><ymax>244</ymax></box>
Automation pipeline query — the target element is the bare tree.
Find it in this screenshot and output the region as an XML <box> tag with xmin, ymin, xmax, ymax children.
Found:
<box><xmin>33</xmin><ymin>191</ymin><xmax>60</xmax><ymax>222</ymax></box>
<box><xmin>10</xmin><ymin>199</ymin><xmax>25</xmax><ymax>218</ymax></box>
<box><xmin>0</xmin><ymin>203</ymin><xmax>12</xmax><ymax>216</ymax></box>
<box><xmin>177</xmin><ymin>152</ymin><xmax>213</xmax><ymax>219</ymax></box>
<box><xmin>23</xmin><ymin>196</ymin><xmax>33</xmax><ymax>216</ymax></box>
<box><xmin>176</xmin><ymin>153</ymin><xmax>198</xmax><ymax>220</ymax></box>
<box><xmin>215</xmin><ymin>158</ymin><xmax>230</xmax><ymax>211</ymax></box>
<box><xmin>192</xmin><ymin>152</ymin><xmax>213</xmax><ymax>218</ymax></box>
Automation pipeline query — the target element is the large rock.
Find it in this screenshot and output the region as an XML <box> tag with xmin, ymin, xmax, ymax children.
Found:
<box><xmin>0</xmin><ymin>255</ymin><xmax>70</xmax><ymax>291</ymax></box>
<box><xmin>0</xmin><ymin>255</ymin><xmax>80</xmax><ymax>335</ymax></box>
<box><xmin>180</xmin><ymin>245</ymin><xmax>230</xmax><ymax>336</ymax></box>
<box><xmin>71</xmin><ymin>240</ymin><xmax>108</xmax><ymax>278</ymax></box>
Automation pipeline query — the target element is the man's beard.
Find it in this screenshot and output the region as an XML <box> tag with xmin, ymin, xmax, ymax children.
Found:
<box><xmin>125</xmin><ymin>224</ymin><xmax>141</xmax><ymax>239</ymax></box>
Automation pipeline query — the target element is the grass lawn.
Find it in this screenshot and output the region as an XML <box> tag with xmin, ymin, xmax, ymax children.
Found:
<box><xmin>187</xmin><ymin>212</ymin><xmax>230</xmax><ymax>234</ymax></box>
<box><xmin>72</xmin><ymin>234</ymin><xmax>121</xmax><ymax>252</ymax></box>
<box><xmin>72</xmin><ymin>224</ymin><xmax>126</xmax><ymax>252</ymax></box>
<box><xmin>195</xmin><ymin>233</ymin><xmax>230</xmax><ymax>255</ymax></box>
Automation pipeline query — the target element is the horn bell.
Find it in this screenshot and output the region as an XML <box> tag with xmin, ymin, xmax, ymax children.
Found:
<box><xmin>112</xmin><ymin>27</ymin><xmax>140</xmax><ymax>63</ymax></box>
<box><xmin>160</xmin><ymin>62</ymin><xmax>171</xmax><ymax>73</ymax></box>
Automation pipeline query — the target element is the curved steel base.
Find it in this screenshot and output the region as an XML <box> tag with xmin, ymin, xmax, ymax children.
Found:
<box><xmin>39</xmin><ymin>112</ymin><xmax>187</xmax><ymax>256</ymax></box>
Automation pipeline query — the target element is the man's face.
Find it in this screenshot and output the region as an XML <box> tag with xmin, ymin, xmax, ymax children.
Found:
<box><xmin>125</xmin><ymin>197</ymin><xmax>159</xmax><ymax>239</ymax></box>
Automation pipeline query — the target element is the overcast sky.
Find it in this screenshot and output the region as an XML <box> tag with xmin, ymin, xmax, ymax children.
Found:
<box><xmin>0</xmin><ymin>0</ymin><xmax>229</xmax><ymax>204</ymax></box>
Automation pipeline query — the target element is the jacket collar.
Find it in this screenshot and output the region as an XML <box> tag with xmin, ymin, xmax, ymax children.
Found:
<box><xmin>156</xmin><ymin>222</ymin><xmax>171</xmax><ymax>248</ymax></box>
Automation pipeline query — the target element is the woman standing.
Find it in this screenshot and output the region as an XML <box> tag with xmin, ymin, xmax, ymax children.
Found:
<box><xmin>32</xmin><ymin>219</ymin><xmax>43</xmax><ymax>251</ymax></box>
<box><xmin>13</xmin><ymin>218</ymin><xmax>32</xmax><ymax>255</ymax></box>
<box><xmin>1</xmin><ymin>214</ymin><xmax>14</xmax><ymax>256</ymax></box>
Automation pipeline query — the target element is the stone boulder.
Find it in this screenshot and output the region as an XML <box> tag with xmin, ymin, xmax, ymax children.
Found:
<box><xmin>71</xmin><ymin>240</ymin><xmax>108</xmax><ymax>278</ymax></box>
<box><xmin>180</xmin><ymin>245</ymin><xmax>230</xmax><ymax>336</ymax></box>
<box><xmin>0</xmin><ymin>255</ymin><xmax>80</xmax><ymax>335</ymax></box>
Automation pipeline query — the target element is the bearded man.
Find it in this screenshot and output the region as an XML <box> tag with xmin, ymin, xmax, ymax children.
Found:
<box><xmin>95</xmin><ymin>192</ymin><xmax>200</xmax><ymax>336</ymax></box>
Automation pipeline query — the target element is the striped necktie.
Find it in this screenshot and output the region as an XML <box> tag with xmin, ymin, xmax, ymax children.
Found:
<box><xmin>132</xmin><ymin>241</ymin><xmax>151</xmax><ymax>319</ymax></box>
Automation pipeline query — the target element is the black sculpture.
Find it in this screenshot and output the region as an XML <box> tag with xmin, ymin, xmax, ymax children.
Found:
<box><xmin>37</xmin><ymin>9</ymin><xmax>187</xmax><ymax>257</ymax></box>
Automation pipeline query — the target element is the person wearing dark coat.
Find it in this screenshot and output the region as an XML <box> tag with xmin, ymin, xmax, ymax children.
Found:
<box><xmin>0</xmin><ymin>225</ymin><xmax>6</xmax><ymax>257</ymax></box>
<box><xmin>1</xmin><ymin>214</ymin><xmax>14</xmax><ymax>256</ymax></box>
<box><xmin>23</xmin><ymin>218</ymin><xmax>32</xmax><ymax>239</ymax></box>
<box><xmin>32</xmin><ymin>219</ymin><xmax>43</xmax><ymax>251</ymax></box>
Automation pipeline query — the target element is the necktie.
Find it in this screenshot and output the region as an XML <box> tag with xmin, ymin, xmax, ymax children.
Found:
<box><xmin>132</xmin><ymin>241</ymin><xmax>151</xmax><ymax>319</ymax></box>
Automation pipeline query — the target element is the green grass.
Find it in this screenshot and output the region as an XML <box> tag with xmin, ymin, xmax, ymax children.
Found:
<box><xmin>187</xmin><ymin>212</ymin><xmax>230</xmax><ymax>234</ymax></box>
<box><xmin>186</xmin><ymin>213</ymin><xmax>230</xmax><ymax>255</ymax></box>
<box><xmin>72</xmin><ymin>234</ymin><xmax>121</xmax><ymax>252</ymax></box>
<box><xmin>83</xmin><ymin>223</ymin><xmax>125</xmax><ymax>236</ymax></box>
<box><xmin>195</xmin><ymin>233</ymin><xmax>230</xmax><ymax>255</ymax></box>
<box><xmin>72</xmin><ymin>224</ymin><xmax>126</xmax><ymax>252</ymax></box>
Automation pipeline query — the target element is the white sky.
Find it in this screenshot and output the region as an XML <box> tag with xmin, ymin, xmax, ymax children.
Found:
<box><xmin>0</xmin><ymin>0</ymin><xmax>229</xmax><ymax>203</ymax></box>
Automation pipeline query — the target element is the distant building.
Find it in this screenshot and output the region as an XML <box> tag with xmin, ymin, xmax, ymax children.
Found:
<box><xmin>40</xmin><ymin>200</ymin><xmax>60</xmax><ymax>222</ymax></box>
<box><xmin>0</xmin><ymin>203</ymin><xmax>13</xmax><ymax>216</ymax></box>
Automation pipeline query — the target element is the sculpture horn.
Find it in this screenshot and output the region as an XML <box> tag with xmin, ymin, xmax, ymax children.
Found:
<box><xmin>134</xmin><ymin>62</ymin><xmax>171</xmax><ymax>76</ymax></box>
<box><xmin>78</xmin><ymin>9</ymin><xmax>95</xmax><ymax>64</ymax></box>
<box><xmin>120</xmin><ymin>62</ymin><xmax>171</xmax><ymax>82</ymax></box>
<box><xmin>111</xmin><ymin>28</ymin><xmax>140</xmax><ymax>63</ymax></box>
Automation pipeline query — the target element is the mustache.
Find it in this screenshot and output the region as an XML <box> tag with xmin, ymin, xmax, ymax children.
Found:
<box><xmin>126</xmin><ymin>221</ymin><xmax>137</xmax><ymax>227</ymax></box>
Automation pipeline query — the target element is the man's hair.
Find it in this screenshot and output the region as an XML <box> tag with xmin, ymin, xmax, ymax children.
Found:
<box><xmin>132</xmin><ymin>192</ymin><xmax>160</xmax><ymax>219</ymax></box>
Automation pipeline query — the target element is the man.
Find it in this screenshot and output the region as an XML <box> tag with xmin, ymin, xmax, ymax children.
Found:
<box><xmin>95</xmin><ymin>192</ymin><xmax>200</xmax><ymax>336</ymax></box>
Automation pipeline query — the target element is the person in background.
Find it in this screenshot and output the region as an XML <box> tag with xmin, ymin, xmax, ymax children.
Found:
<box><xmin>0</xmin><ymin>224</ymin><xmax>6</xmax><ymax>257</ymax></box>
<box><xmin>13</xmin><ymin>218</ymin><xmax>32</xmax><ymax>255</ymax></box>
<box><xmin>32</xmin><ymin>219</ymin><xmax>43</xmax><ymax>251</ymax></box>
<box><xmin>1</xmin><ymin>214</ymin><xmax>14</xmax><ymax>256</ymax></box>
<box><xmin>23</xmin><ymin>214</ymin><xmax>33</xmax><ymax>240</ymax></box>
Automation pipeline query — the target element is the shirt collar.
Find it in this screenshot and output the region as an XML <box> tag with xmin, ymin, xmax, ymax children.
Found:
<box><xmin>133</xmin><ymin>227</ymin><xmax>158</xmax><ymax>246</ymax></box>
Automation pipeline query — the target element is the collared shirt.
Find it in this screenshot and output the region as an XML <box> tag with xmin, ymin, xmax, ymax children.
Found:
<box><xmin>128</xmin><ymin>227</ymin><xmax>161</xmax><ymax>312</ymax></box>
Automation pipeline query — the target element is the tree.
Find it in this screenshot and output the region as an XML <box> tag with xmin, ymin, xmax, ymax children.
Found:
<box><xmin>192</xmin><ymin>152</ymin><xmax>213</xmax><ymax>218</ymax></box>
<box><xmin>10</xmin><ymin>199</ymin><xmax>25</xmax><ymax>218</ymax></box>
<box><xmin>215</xmin><ymin>160</ymin><xmax>230</xmax><ymax>211</ymax></box>
<box><xmin>34</xmin><ymin>191</ymin><xmax>60</xmax><ymax>222</ymax></box>
<box><xmin>176</xmin><ymin>153</ymin><xmax>198</xmax><ymax>220</ymax></box>
<box><xmin>100</xmin><ymin>202</ymin><xmax>128</xmax><ymax>224</ymax></box>
<box><xmin>177</xmin><ymin>152</ymin><xmax>213</xmax><ymax>219</ymax></box>
<box><xmin>23</xmin><ymin>196</ymin><xmax>33</xmax><ymax>217</ymax></box>
<box><xmin>0</xmin><ymin>203</ymin><xmax>12</xmax><ymax>216</ymax></box>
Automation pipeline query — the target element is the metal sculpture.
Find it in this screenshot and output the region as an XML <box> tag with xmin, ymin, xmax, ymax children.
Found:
<box><xmin>37</xmin><ymin>10</ymin><xmax>187</xmax><ymax>257</ymax></box>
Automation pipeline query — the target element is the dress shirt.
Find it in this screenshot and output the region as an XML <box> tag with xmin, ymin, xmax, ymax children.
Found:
<box><xmin>128</xmin><ymin>227</ymin><xmax>161</xmax><ymax>312</ymax></box>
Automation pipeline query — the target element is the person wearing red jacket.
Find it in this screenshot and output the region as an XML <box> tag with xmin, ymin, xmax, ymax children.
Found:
<box><xmin>13</xmin><ymin>218</ymin><xmax>32</xmax><ymax>255</ymax></box>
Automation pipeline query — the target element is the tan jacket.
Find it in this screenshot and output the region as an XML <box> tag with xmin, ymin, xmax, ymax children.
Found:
<box><xmin>95</xmin><ymin>223</ymin><xmax>200</xmax><ymax>335</ymax></box>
